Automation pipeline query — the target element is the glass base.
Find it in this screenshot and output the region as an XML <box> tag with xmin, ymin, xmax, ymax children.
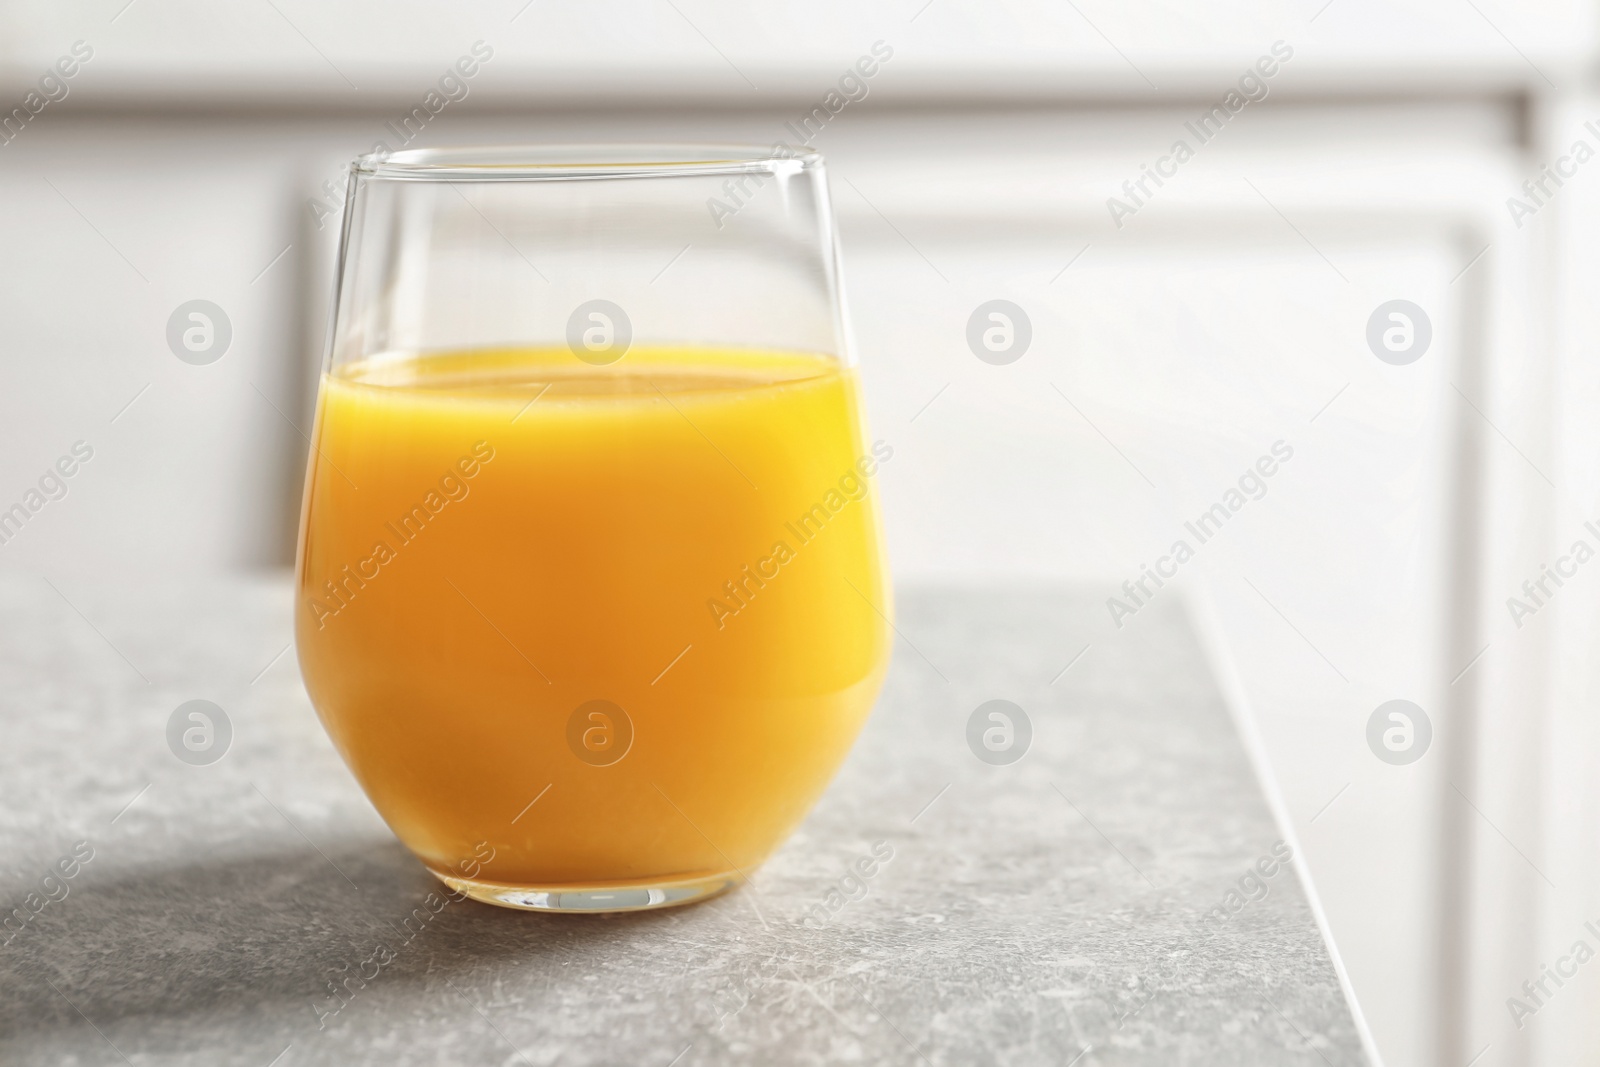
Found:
<box><xmin>431</xmin><ymin>868</ymin><xmax>743</xmax><ymax>913</ymax></box>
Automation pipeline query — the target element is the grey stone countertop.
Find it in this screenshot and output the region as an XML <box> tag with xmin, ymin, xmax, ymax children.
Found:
<box><xmin>0</xmin><ymin>576</ymin><xmax>1368</xmax><ymax>1065</ymax></box>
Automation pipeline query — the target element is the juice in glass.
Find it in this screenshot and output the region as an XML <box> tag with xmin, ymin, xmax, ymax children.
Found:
<box><xmin>295</xmin><ymin>345</ymin><xmax>891</xmax><ymax>906</ymax></box>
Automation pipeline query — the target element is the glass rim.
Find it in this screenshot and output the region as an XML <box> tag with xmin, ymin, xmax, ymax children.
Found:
<box><xmin>353</xmin><ymin>142</ymin><xmax>823</xmax><ymax>181</ymax></box>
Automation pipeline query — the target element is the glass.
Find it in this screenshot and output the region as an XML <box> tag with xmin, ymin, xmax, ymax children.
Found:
<box><xmin>294</xmin><ymin>145</ymin><xmax>891</xmax><ymax>912</ymax></box>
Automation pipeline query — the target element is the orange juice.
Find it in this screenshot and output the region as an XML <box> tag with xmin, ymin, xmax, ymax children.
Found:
<box><xmin>294</xmin><ymin>346</ymin><xmax>891</xmax><ymax>898</ymax></box>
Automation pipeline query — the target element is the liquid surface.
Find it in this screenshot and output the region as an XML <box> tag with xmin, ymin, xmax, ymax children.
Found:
<box><xmin>295</xmin><ymin>346</ymin><xmax>891</xmax><ymax>886</ymax></box>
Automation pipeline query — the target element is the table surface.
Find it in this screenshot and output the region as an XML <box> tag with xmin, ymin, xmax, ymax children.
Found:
<box><xmin>0</xmin><ymin>576</ymin><xmax>1366</xmax><ymax>1066</ymax></box>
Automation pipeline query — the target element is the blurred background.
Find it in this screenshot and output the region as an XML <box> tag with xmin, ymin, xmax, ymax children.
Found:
<box><xmin>3</xmin><ymin>1</ymin><xmax>1598</xmax><ymax>1063</ymax></box>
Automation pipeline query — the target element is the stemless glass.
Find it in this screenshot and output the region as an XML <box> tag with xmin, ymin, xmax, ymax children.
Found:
<box><xmin>294</xmin><ymin>145</ymin><xmax>891</xmax><ymax>912</ymax></box>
